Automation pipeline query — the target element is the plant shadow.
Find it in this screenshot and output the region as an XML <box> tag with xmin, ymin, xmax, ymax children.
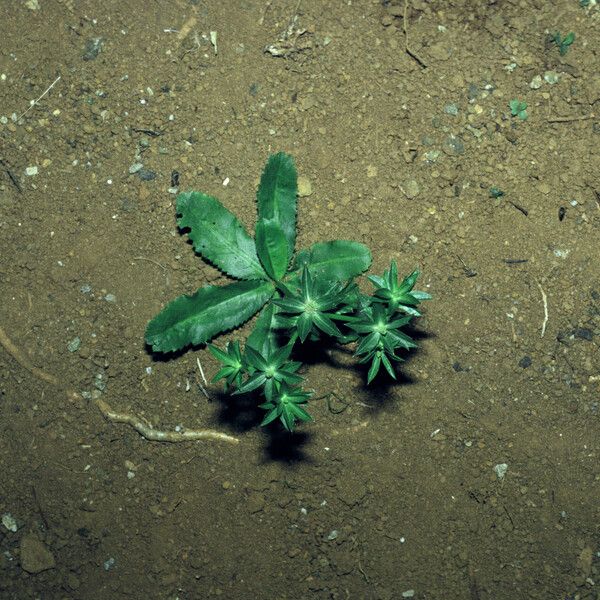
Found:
<box><xmin>146</xmin><ymin>323</ymin><xmax>432</xmax><ymax>461</ymax></box>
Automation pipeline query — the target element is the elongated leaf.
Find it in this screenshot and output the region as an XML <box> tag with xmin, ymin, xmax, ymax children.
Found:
<box><xmin>255</xmin><ymin>218</ymin><xmax>289</xmax><ymax>281</ymax></box>
<box><xmin>247</xmin><ymin>304</ymin><xmax>278</xmax><ymax>356</ymax></box>
<box><xmin>177</xmin><ymin>191</ymin><xmax>267</xmax><ymax>281</ymax></box>
<box><xmin>294</xmin><ymin>240</ymin><xmax>372</xmax><ymax>281</ymax></box>
<box><xmin>145</xmin><ymin>280</ymin><xmax>274</xmax><ymax>353</ymax></box>
<box><xmin>257</xmin><ymin>153</ymin><xmax>297</xmax><ymax>257</ymax></box>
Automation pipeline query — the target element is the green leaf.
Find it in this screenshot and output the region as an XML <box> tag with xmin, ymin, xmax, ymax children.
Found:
<box><xmin>177</xmin><ymin>191</ymin><xmax>267</xmax><ymax>281</ymax></box>
<box><xmin>367</xmin><ymin>353</ymin><xmax>381</xmax><ymax>384</ymax></box>
<box><xmin>297</xmin><ymin>313</ymin><xmax>313</xmax><ymax>342</ymax></box>
<box><xmin>145</xmin><ymin>280</ymin><xmax>274</xmax><ymax>353</ymax></box>
<box><xmin>255</xmin><ymin>218</ymin><xmax>289</xmax><ymax>281</ymax></box>
<box><xmin>381</xmin><ymin>353</ymin><xmax>396</xmax><ymax>379</ymax></box>
<box><xmin>257</xmin><ymin>152</ymin><xmax>298</xmax><ymax>257</ymax></box>
<box><xmin>247</xmin><ymin>304</ymin><xmax>278</xmax><ymax>356</ymax></box>
<box><xmin>244</xmin><ymin>346</ymin><xmax>269</xmax><ymax>371</ymax></box>
<box><xmin>294</xmin><ymin>240</ymin><xmax>372</xmax><ymax>281</ymax></box>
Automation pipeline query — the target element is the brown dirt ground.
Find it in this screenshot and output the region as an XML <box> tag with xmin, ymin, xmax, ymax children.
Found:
<box><xmin>1</xmin><ymin>0</ymin><xmax>599</xmax><ymax>598</ymax></box>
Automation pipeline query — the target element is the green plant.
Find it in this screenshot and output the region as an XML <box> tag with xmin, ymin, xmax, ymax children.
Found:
<box><xmin>509</xmin><ymin>99</ymin><xmax>528</xmax><ymax>121</ymax></box>
<box><xmin>145</xmin><ymin>153</ymin><xmax>430</xmax><ymax>432</ymax></box>
<box><xmin>551</xmin><ymin>31</ymin><xmax>575</xmax><ymax>55</ymax></box>
<box><xmin>489</xmin><ymin>187</ymin><xmax>505</xmax><ymax>199</ymax></box>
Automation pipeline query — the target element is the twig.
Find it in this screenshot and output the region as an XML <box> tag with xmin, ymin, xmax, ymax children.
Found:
<box><xmin>547</xmin><ymin>113</ymin><xmax>596</xmax><ymax>123</ymax></box>
<box><xmin>403</xmin><ymin>1</ymin><xmax>427</xmax><ymax>69</ymax></box>
<box><xmin>196</xmin><ymin>357</ymin><xmax>210</xmax><ymax>399</ymax></box>
<box><xmin>0</xmin><ymin>324</ymin><xmax>238</xmax><ymax>444</ymax></box>
<box><xmin>95</xmin><ymin>399</ymin><xmax>238</xmax><ymax>444</ymax></box>
<box><xmin>0</xmin><ymin>159</ymin><xmax>22</xmax><ymax>193</ymax></box>
<box><xmin>535</xmin><ymin>280</ymin><xmax>548</xmax><ymax>338</ymax></box>
<box><xmin>196</xmin><ymin>357</ymin><xmax>208</xmax><ymax>386</ymax></box>
<box><xmin>132</xmin><ymin>256</ymin><xmax>167</xmax><ymax>271</ymax></box>
<box><xmin>18</xmin><ymin>75</ymin><xmax>61</xmax><ymax>121</ymax></box>
<box><xmin>507</xmin><ymin>200</ymin><xmax>528</xmax><ymax>216</ymax></box>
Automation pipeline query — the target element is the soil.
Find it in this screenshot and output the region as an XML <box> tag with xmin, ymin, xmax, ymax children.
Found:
<box><xmin>1</xmin><ymin>0</ymin><xmax>599</xmax><ymax>599</ymax></box>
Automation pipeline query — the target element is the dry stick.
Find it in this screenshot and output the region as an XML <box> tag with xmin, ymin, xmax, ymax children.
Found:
<box><xmin>18</xmin><ymin>75</ymin><xmax>61</xmax><ymax>121</ymax></box>
<box><xmin>547</xmin><ymin>113</ymin><xmax>596</xmax><ymax>123</ymax></box>
<box><xmin>0</xmin><ymin>324</ymin><xmax>239</xmax><ymax>444</ymax></box>
<box><xmin>196</xmin><ymin>357</ymin><xmax>210</xmax><ymax>400</ymax></box>
<box><xmin>535</xmin><ymin>280</ymin><xmax>548</xmax><ymax>338</ymax></box>
<box><xmin>132</xmin><ymin>256</ymin><xmax>167</xmax><ymax>271</ymax></box>
<box><xmin>403</xmin><ymin>1</ymin><xmax>427</xmax><ymax>69</ymax></box>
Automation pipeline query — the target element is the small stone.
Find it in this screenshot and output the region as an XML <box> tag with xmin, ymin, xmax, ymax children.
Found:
<box><xmin>297</xmin><ymin>175</ymin><xmax>312</xmax><ymax>197</ymax></box>
<box><xmin>402</xmin><ymin>179</ymin><xmax>420</xmax><ymax>199</ymax></box>
<box><xmin>67</xmin><ymin>337</ymin><xmax>81</xmax><ymax>353</ymax></box>
<box><xmin>20</xmin><ymin>535</ymin><xmax>55</xmax><ymax>574</ymax></box>
<box><xmin>128</xmin><ymin>163</ymin><xmax>143</xmax><ymax>174</ymax></box>
<box><xmin>104</xmin><ymin>293</ymin><xmax>116</xmax><ymax>303</ymax></box>
<box><xmin>442</xmin><ymin>134</ymin><xmax>465</xmax><ymax>156</ymax></box>
<box><xmin>402</xmin><ymin>591</ymin><xmax>415</xmax><ymax>598</ymax></box>
<box><xmin>574</xmin><ymin>328</ymin><xmax>593</xmax><ymax>341</ymax></box>
<box><xmin>544</xmin><ymin>71</ymin><xmax>560</xmax><ymax>85</ymax></box>
<box><xmin>444</xmin><ymin>103</ymin><xmax>459</xmax><ymax>115</ymax></box>
<box><xmin>2</xmin><ymin>513</ymin><xmax>17</xmax><ymax>532</ymax></box>
<box><xmin>25</xmin><ymin>166</ymin><xmax>38</xmax><ymax>176</ymax></box>
<box><xmin>138</xmin><ymin>168</ymin><xmax>156</xmax><ymax>181</ymax></box>
<box><xmin>83</xmin><ymin>38</ymin><xmax>103</xmax><ymax>61</ymax></box>
<box><xmin>494</xmin><ymin>463</ymin><xmax>508</xmax><ymax>480</ymax></box>
<box><xmin>529</xmin><ymin>75</ymin><xmax>543</xmax><ymax>89</ymax></box>
<box><xmin>326</xmin><ymin>529</ymin><xmax>339</xmax><ymax>541</ymax></box>
<box><xmin>518</xmin><ymin>356</ymin><xmax>532</xmax><ymax>368</ymax></box>
<box><xmin>424</xmin><ymin>150</ymin><xmax>441</xmax><ymax>163</ymax></box>
<box><xmin>537</xmin><ymin>182</ymin><xmax>551</xmax><ymax>195</ymax></box>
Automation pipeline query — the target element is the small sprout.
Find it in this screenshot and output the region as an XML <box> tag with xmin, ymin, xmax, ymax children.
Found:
<box><xmin>509</xmin><ymin>99</ymin><xmax>528</xmax><ymax>121</ymax></box>
<box><xmin>551</xmin><ymin>31</ymin><xmax>575</xmax><ymax>56</ymax></box>
<box><xmin>489</xmin><ymin>187</ymin><xmax>505</xmax><ymax>199</ymax></box>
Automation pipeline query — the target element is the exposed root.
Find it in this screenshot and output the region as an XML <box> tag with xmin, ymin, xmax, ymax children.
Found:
<box><xmin>95</xmin><ymin>399</ymin><xmax>239</xmax><ymax>444</ymax></box>
<box><xmin>0</xmin><ymin>325</ymin><xmax>60</xmax><ymax>386</ymax></box>
<box><xmin>0</xmin><ymin>324</ymin><xmax>239</xmax><ymax>445</ymax></box>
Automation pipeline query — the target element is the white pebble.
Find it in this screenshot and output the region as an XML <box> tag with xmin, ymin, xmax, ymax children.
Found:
<box><xmin>494</xmin><ymin>463</ymin><xmax>508</xmax><ymax>480</ymax></box>
<box><xmin>2</xmin><ymin>513</ymin><xmax>18</xmax><ymax>532</ymax></box>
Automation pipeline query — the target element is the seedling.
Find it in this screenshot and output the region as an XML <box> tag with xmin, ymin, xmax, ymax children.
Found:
<box><xmin>551</xmin><ymin>31</ymin><xmax>575</xmax><ymax>55</ymax></box>
<box><xmin>489</xmin><ymin>187</ymin><xmax>505</xmax><ymax>199</ymax></box>
<box><xmin>509</xmin><ymin>99</ymin><xmax>528</xmax><ymax>121</ymax></box>
<box><xmin>145</xmin><ymin>153</ymin><xmax>430</xmax><ymax>432</ymax></box>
